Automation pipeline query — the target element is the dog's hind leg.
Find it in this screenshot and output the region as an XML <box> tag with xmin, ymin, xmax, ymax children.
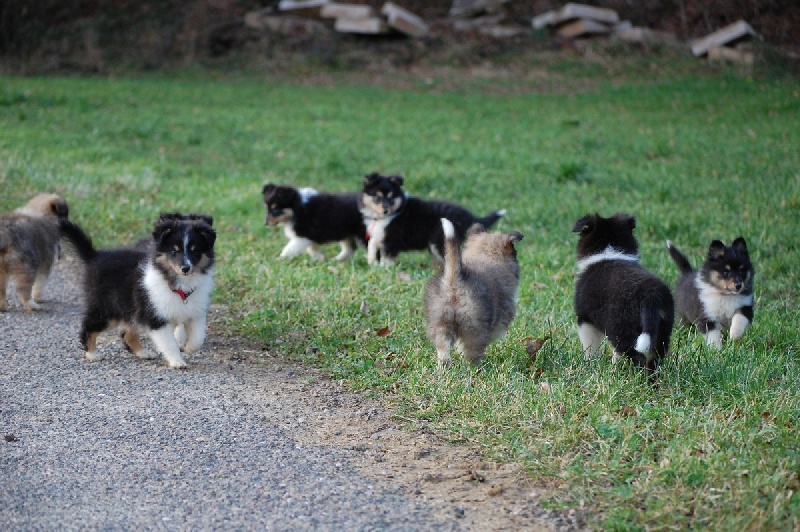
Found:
<box><xmin>334</xmin><ymin>239</ymin><xmax>355</xmax><ymax>261</ymax></box>
<box><xmin>14</xmin><ymin>268</ymin><xmax>40</xmax><ymax>311</ymax></box>
<box><xmin>122</xmin><ymin>327</ymin><xmax>158</xmax><ymax>359</ymax></box>
<box><xmin>31</xmin><ymin>264</ymin><xmax>52</xmax><ymax>303</ymax></box>
<box><xmin>431</xmin><ymin>328</ymin><xmax>455</xmax><ymax>370</ymax></box>
<box><xmin>578</xmin><ymin>322</ymin><xmax>604</xmax><ymax>359</ymax></box>
<box><xmin>279</xmin><ymin>237</ymin><xmax>313</xmax><ymax>259</ymax></box>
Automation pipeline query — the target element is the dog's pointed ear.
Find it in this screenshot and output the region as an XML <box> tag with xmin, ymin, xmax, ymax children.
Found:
<box><xmin>262</xmin><ymin>183</ymin><xmax>275</xmax><ymax>196</ymax></box>
<box><xmin>52</xmin><ymin>199</ymin><xmax>69</xmax><ymax>219</ymax></box>
<box><xmin>389</xmin><ymin>175</ymin><xmax>404</xmax><ymax>187</ymax></box>
<box><xmin>152</xmin><ymin>220</ymin><xmax>176</xmax><ymax>244</ymax></box>
<box><xmin>708</xmin><ymin>240</ymin><xmax>726</xmax><ymax>261</ymax></box>
<box><xmin>466</xmin><ymin>223</ymin><xmax>485</xmax><ymax>237</ymax></box>
<box><xmin>187</xmin><ymin>213</ymin><xmax>213</xmax><ymax>227</ymax></box>
<box><xmin>612</xmin><ymin>212</ymin><xmax>636</xmax><ymax>231</ymax></box>
<box><xmin>732</xmin><ymin>236</ymin><xmax>748</xmax><ymax>257</ymax></box>
<box><xmin>508</xmin><ymin>231</ymin><xmax>523</xmax><ymax>243</ymax></box>
<box><xmin>364</xmin><ymin>173</ymin><xmax>380</xmax><ymax>187</ymax></box>
<box><xmin>572</xmin><ymin>214</ymin><xmax>595</xmax><ymax>235</ymax></box>
<box><xmin>198</xmin><ymin>225</ymin><xmax>217</xmax><ymax>248</ymax></box>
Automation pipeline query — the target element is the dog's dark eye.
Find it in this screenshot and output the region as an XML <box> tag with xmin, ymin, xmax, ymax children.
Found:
<box><xmin>721</xmin><ymin>271</ymin><xmax>729</xmax><ymax>279</ymax></box>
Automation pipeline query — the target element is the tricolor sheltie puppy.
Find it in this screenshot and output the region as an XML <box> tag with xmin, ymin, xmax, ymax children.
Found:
<box><xmin>425</xmin><ymin>218</ymin><xmax>523</xmax><ymax>369</ymax></box>
<box><xmin>359</xmin><ymin>172</ymin><xmax>505</xmax><ymax>266</ymax></box>
<box><xmin>572</xmin><ymin>213</ymin><xmax>674</xmax><ymax>377</ymax></box>
<box><xmin>262</xmin><ymin>184</ymin><xmax>366</xmax><ymax>261</ymax></box>
<box><xmin>667</xmin><ymin>237</ymin><xmax>754</xmax><ymax>348</ymax></box>
<box><xmin>58</xmin><ymin>213</ymin><xmax>216</xmax><ymax>368</ymax></box>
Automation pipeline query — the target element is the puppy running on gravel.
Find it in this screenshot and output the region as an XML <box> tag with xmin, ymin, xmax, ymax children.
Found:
<box><xmin>424</xmin><ymin>218</ymin><xmax>523</xmax><ymax>369</ymax></box>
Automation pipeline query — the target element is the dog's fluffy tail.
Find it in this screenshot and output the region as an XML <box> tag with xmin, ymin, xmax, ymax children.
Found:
<box><xmin>476</xmin><ymin>209</ymin><xmax>505</xmax><ymax>230</ymax></box>
<box><xmin>441</xmin><ymin>218</ymin><xmax>462</xmax><ymax>291</ymax></box>
<box><xmin>58</xmin><ymin>219</ymin><xmax>97</xmax><ymax>262</ymax></box>
<box><xmin>666</xmin><ymin>240</ymin><xmax>693</xmax><ymax>275</ymax></box>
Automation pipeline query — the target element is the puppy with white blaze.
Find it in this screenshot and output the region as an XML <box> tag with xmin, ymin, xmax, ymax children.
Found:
<box><xmin>424</xmin><ymin>218</ymin><xmax>523</xmax><ymax>369</ymax></box>
<box><xmin>59</xmin><ymin>214</ymin><xmax>216</xmax><ymax>369</ymax></box>
<box><xmin>572</xmin><ymin>213</ymin><xmax>674</xmax><ymax>378</ymax></box>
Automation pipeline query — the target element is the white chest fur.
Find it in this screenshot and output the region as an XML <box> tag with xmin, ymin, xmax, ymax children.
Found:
<box><xmin>142</xmin><ymin>262</ymin><xmax>214</xmax><ymax>323</ymax></box>
<box><xmin>695</xmin><ymin>275</ymin><xmax>753</xmax><ymax>328</ymax></box>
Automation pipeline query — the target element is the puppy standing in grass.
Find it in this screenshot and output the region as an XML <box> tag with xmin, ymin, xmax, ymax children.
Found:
<box><xmin>425</xmin><ymin>218</ymin><xmax>523</xmax><ymax>369</ymax></box>
<box><xmin>262</xmin><ymin>184</ymin><xmax>366</xmax><ymax>261</ymax></box>
<box><xmin>0</xmin><ymin>193</ymin><xmax>69</xmax><ymax>311</ymax></box>
<box><xmin>572</xmin><ymin>213</ymin><xmax>674</xmax><ymax>377</ymax></box>
<box><xmin>59</xmin><ymin>213</ymin><xmax>216</xmax><ymax>369</ymax></box>
<box><xmin>667</xmin><ymin>237</ymin><xmax>754</xmax><ymax>348</ymax></box>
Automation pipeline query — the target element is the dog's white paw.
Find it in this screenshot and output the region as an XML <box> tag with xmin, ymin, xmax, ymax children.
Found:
<box><xmin>165</xmin><ymin>355</ymin><xmax>188</xmax><ymax>369</ymax></box>
<box><xmin>705</xmin><ymin>329</ymin><xmax>723</xmax><ymax>349</ymax></box>
<box><xmin>85</xmin><ymin>351</ymin><xmax>104</xmax><ymax>362</ymax></box>
<box><xmin>173</xmin><ymin>325</ymin><xmax>187</xmax><ymax>348</ymax></box>
<box><xmin>729</xmin><ymin>314</ymin><xmax>750</xmax><ymax>340</ymax></box>
<box><xmin>24</xmin><ymin>300</ymin><xmax>42</xmax><ymax>311</ymax></box>
<box><xmin>183</xmin><ymin>343</ymin><xmax>202</xmax><ymax>355</ymax></box>
<box><xmin>134</xmin><ymin>349</ymin><xmax>159</xmax><ymax>360</ymax></box>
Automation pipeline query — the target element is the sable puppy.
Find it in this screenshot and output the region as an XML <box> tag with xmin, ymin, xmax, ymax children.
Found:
<box><xmin>572</xmin><ymin>213</ymin><xmax>674</xmax><ymax>376</ymax></box>
<box><xmin>359</xmin><ymin>172</ymin><xmax>505</xmax><ymax>266</ymax></box>
<box><xmin>0</xmin><ymin>193</ymin><xmax>69</xmax><ymax>311</ymax></box>
<box><xmin>667</xmin><ymin>237</ymin><xmax>754</xmax><ymax>348</ymax></box>
<box><xmin>425</xmin><ymin>218</ymin><xmax>523</xmax><ymax>369</ymax></box>
<box><xmin>59</xmin><ymin>214</ymin><xmax>216</xmax><ymax>368</ymax></box>
<box><xmin>262</xmin><ymin>184</ymin><xmax>366</xmax><ymax>261</ymax></box>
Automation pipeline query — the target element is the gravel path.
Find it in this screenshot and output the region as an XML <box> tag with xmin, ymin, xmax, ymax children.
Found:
<box><xmin>1</xmin><ymin>259</ymin><xmax>582</xmax><ymax>530</ymax></box>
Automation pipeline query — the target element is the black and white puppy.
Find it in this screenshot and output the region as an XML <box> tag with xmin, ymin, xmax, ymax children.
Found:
<box><xmin>572</xmin><ymin>213</ymin><xmax>674</xmax><ymax>376</ymax></box>
<box><xmin>262</xmin><ymin>184</ymin><xmax>366</xmax><ymax>261</ymax></box>
<box><xmin>667</xmin><ymin>237</ymin><xmax>754</xmax><ymax>348</ymax></box>
<box><xmin>59</xmin><ymin>214</ymin><xmax>216</xmax><ymax>368</ymax></box>
<box><xmin>359</xmin><ymin>172</ymin><xmax>505</xmax><ymax>266</ymax></box>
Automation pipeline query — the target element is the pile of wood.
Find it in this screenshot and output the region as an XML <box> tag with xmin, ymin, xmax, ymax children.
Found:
<box><xmin>690</xmin><ymin>20</ymin><xmax>759</xmax><ymax>65</ymax></box>
<box><xmin>273</xmin><ymin>0</ymin><xmax>428</xmax><ymax>37</ymax></box>
<box><xmin>532</xmin><ymin>2</ymin><xmax>759</xmax><ymax>64</ymax></box>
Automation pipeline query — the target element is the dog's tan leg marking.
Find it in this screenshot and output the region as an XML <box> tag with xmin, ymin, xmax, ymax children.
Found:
<box><xmin>578</xmin><ymin>323</ymin><xmax>604</xmax><ymax>360</ymax></box>
<box><xmin>15</xmin><ymin>270</ymin><xmax>40</xmax><ymax>311</ymax></box>
<box><xmin>85</xmin><ymin>332</ymin><xmax>103</xmax><ymax>361</ymax></box>
<box><xmin>122</xmin><ymin>328</ymin><xmax>157</xmax><ymax>359</ymax></box>
<box><xmin>31</xmin><ymin>267</ymin><xmax>51</xmax><ymax>303</ymax></box>
<box><xmin>149</xmin><ymin>326</ymin><xmax>187</xmax><ymax>368</ymax></box>
<box><xmin>433</xmin><ymin>329</ymin><xmax>454</xmax><ymax>370</ymax></box>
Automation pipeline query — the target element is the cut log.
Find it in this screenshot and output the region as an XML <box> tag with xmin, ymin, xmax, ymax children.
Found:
<box><xmin>556</xmin><ymin>3</ymin><xmax>619</xmax><ymax>25</ymax></box>
<box><xmin>532</xmin><ymin>3</ymin><xmax>618</xmax><ymax>30</ymax></box>
<box><xmin>320</xmin><ymin>3</ymin><xmax>375</xmax><ymax>19</ymax></box>
<box><xmin>279</xmin><ymin>0</ymin><xmax>329</xmax><ymax>16</ymax></box>
<box><xmin>613</xmin><ymin>25</ymin><xmax>679</xmax><ymax>46</ymax></box>
<box><xmin>381</xmin><ymin>2</ymin><xmax>429</xmax><ymax>37</ymax></box>
<box><xmin>334</xmin><ymin>16</ymin><xmax>389</xmax><ymax>34</ymax></box>
<box><xmin>532</xmin><ymin>10</ymin><xmax>557</xmax><ymax>30</ymax></box>
<box><xmin>708</xmin><ymin>45</ymin><xmax>755</xmax><ymax>65</ymax></box>
<box><xmin>557</xmin><ymin>18</ymin><xmax>612</xmax><ymax>39</ymax></box>
<box><xmin>691</xmin><ymin>20</ymin><xmax>758</xmax><ymax>57</ymax></box>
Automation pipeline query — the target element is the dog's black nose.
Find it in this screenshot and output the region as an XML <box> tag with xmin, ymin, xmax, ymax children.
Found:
<box><xmin>181</xmin><ymin>265</ymin><xmax>191</xmax><ymax>274</ymax></box>
<box><xmin>735</xmin><ymin>282</ymin><xmax>742</xmax><ymax>291</ymax></box>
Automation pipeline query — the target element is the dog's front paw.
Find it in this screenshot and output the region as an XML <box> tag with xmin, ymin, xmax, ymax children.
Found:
<box><xmin>165</xmin><ymin>355</ymin><xmax>188</xmax><ymax>369</ymax></box>
<box><xmin>85</xmin><ymin>351</ymin><xmax>104</xmax><ymax>362</ymax></box>
<box><xmin>23</xmin><ymin>300</ymin><xmax>42</xmax><ymax>311</ymax></box>
<box><xmin>182</xmin><ymin>343</ymin><xmax>202</xmax><ymax>355</ymax></box>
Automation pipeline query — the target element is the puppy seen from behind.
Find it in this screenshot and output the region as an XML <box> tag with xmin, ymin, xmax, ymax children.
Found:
<box><xmin>572</xmin><ymin>213</ymin><xmax>674</xmax><ymax>378</ymax></box>
<box><xmin>262</xmin><ymin>183</ymin><xmax>366</xmax><ymax>261</ymax></box>
<box><xmin>0</xmin><ymin>193</ymin><xmax>70</xmax><ymax>311</ymax></box>
<box><xmin>425</xmin><ymin>217</ymin><xmax>523</xmax><ymax>369</ymax></box>
<box><xmin>667</xmin><ymin>237</ymin><xmax>754</xmax><ymax>348</ymax></box>
<box><xmin>58</xmin><ymin>213</ymin><xmax>216</xmax><ymax>368</ymax></box>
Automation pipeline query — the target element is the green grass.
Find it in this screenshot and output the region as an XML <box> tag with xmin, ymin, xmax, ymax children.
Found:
<box><xmin>2</xmin><ymin>63</ymin><xmax>799</xmax><ymax>529</ymax></box>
